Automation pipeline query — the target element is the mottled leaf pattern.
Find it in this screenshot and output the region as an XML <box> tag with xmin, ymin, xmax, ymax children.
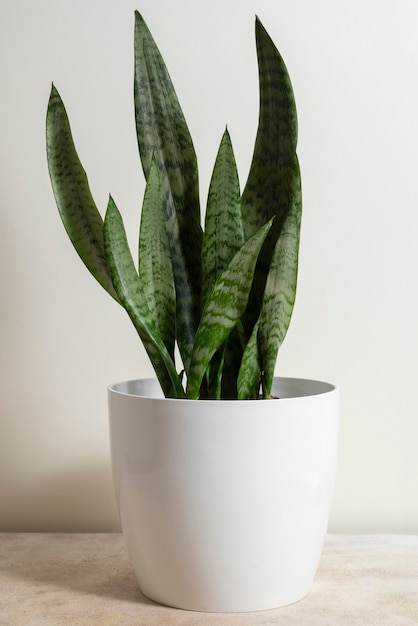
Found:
<box><xmin>259</xmin><ymin>156</ymin><xmax>302</xmax><ymax>397</ymax></box>
<box><xmin>46</xmin><ymin>86</ymin><xmax>118</xmax><ymax>301</ymax></box>
<box><xmin>202</xmin><ymin>128</ymin><xmax>243</xmax><ymax>304</ymax></box>
<box><xmin>241</xmin><ymin>18</ymin><xmax>298</xmax><ymax>239</ymax></box>
<box><xmin>205</xmin><ymin>344</ymin><xmax>226</xmax><ymax>400</ymax></box>
<box><xmin>240</xmin><ymin>17</ymin><xmax>302</xmax><ymax>395</ymax></box>
<box><xmin>134</xmin><ymin>11</ymin><xmax>202</xmax><ymax>368</ymax></box>
<box><xmin>104</xmin><ymin>197</ymin><xmax>184</xmax><ymax>398</ymax></box>
<box><xmin>47</xmin><ymin>14</ymin><xmax>303</xmax><ymax>400</ymax></box>
<box><xmin>237</xmin><ymin>318</ymin><xmax>261</xmax><ymax>400</ymax></box>
<box><xmin>240</xmin><ymin>17</ymin><xmax>301</xmax><ymax>344</ymax></box>
<box><xmin>186</xmin><ymin>219</ymin><xmax>273</xmax><ymax>399</ymax></box>
<box><xmin>201</xmin><ymin>128</ymin><xmax>244</xmax><ymax>398</ymax></box>
<box><xmin>139</xmin><ymin>158</ymin><xmax>175</xmax><ymax>358</ymax></box>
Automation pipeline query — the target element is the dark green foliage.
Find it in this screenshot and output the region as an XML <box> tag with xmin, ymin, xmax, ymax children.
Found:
<box><xmin>46</xmin><ymin>12</ymin><xmax>302</xmax><ymax>399</ymax></box>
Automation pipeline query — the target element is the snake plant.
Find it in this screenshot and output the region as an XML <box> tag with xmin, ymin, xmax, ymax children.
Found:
<box><xmin>46</xmin><ymin>11</ymin><xmax>302</xmax><ymax>400</ymax></box>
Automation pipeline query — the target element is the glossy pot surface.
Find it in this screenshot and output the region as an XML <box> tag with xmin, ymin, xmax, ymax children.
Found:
<box><xmin>108</xmin><ymin>377</ymin><xmax>339</xmax><ymax>612</ymax></box>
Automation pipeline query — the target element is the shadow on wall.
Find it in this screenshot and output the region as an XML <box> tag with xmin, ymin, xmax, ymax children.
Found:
<box><xmin>1</xmin><ymin>461</ymin><xmax>120</xmax><ymax>532</ymax></box>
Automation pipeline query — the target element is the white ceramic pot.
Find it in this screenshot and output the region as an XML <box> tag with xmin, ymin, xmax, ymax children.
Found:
<box><xmin>108</xmin><ymin>377</ymin><xmax>339</xmax><ymax>613</ymax></box>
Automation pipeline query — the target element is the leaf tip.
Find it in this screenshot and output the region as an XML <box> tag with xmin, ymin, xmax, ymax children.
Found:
<box><xmin>106</xmin><ymin>194</ymin><xmax>118</xmax><ymax>214</ymax></box>
<box><xmin>49</xmin><ymin>82</ymin><xmax>59</xmax><ymax>100</ymax></box>
<box><xmin>134</xmin><ymin>10</ymin><xmax>147</xmax><ymax>29</ymax></box>
<box><xmin>47</xmin><ymin>83</ymin><xmax>63</xmax><ymax>116</ymax></box>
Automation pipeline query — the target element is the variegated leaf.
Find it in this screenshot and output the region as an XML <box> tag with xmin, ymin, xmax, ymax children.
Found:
<box><xmin>241</xmin><ymin>17</ymin><xmax>298</xmax><ymax>239</ymax></box>
<box><xmin>104</xmin><ymin>196</ymin><xmax>184</xmax><ymax>398</ymax></box>
<box><xmin>241</xmin><ymin>18</ymin><xmax>301</xmax><ymax>337</ymax></box>
<box><xmin>139</xmin><ymin>157</ymin><xmax>175</xmax><ymax>358</ymax></box>
<box><xmin>186</xmin><ymin>219</ymin><xmax>273</xmax><ymax>399</ymax></box>
<box><xmin>259</xmin><ymin>155</ymin><xmax>302</xmax><ymax>397</ymax></box>
<box><xmin>202</xmin><ymin>128</ymin><xmax>244</xmax><ymax>304</ymax></box>
<box><xmin>46</xmin><ymin>85</ymin><xmax>118</xmax><ymax>301</ymax></box>
<box><xmin>237</xmin><ymin>317</ymin><xmax>261</xmax><ymax>399</ymax></box>
<box><xmin>134</xmin><ymin>11</ymin><xmax>202</xmax><ymax>368</ymax></box>
<box><xmin>205</xmin><ymin>344</ymin><xmax>226</xmax><ymax>400</ymax></box>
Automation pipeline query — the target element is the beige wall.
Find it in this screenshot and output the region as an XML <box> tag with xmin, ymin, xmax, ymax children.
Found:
<box><xmin>1</xmin><ymin>0</ymin><xmax>417</xmax><ymax>532</ymax></box>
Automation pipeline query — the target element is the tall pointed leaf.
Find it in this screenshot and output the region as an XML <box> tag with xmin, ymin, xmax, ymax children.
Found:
<box><xmin>104</xmin><ymin>197</ymin><xmax>184</xmax><ymax>398</ymax></box>
<box><xmin>241</xmin><ymin>18</ymin><xmax>301</xmax><ymax>336</ymax></box>
<box><xmin>139</xmin><ymin>157</ymin><xmax>175</xmax><ymax>358</ymax></box>
<box><xmin>186</xmin><ymin>219</ymin><xmax>273</xmax><ymax>399</ymax></box>
<box><xmin>202</xmin><ymin>128</ymin><xmax>244</xmax><ymax>398</ymax></box>
<box><xmin>259</xmin><ymin>156</ymin><xmax>302</xmax><ymax>397</ymax></box>
<box><xmin>134</xmin><ymin>11</ymin><xmax>202</xmax><ymax>368</ymax></box>
<box><xmin>46</xmin><ymin>86</ymin><xmax>118</xmax><ymax>301</ymax></box>
<box><xmin>202</xmin><ymin>128</ymin><xmax>244</xmax><ymax>304</ymax></box>
<box><xmin>241</xmin><ymin>17</ymin><xmax>298</xmax><ymax>238</ymax></box>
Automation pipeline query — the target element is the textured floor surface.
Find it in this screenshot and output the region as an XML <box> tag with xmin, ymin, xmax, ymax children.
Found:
<box><xmin>1</xmin><ymin>533</ymin><xmax>417</xmax><ymax>625</ymax></box>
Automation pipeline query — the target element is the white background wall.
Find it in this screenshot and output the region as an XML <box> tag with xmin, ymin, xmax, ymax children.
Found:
<box><xmin>1</xmin><ymin>0</ymin><xmax>417</xmax><ymax>533</ymax></box>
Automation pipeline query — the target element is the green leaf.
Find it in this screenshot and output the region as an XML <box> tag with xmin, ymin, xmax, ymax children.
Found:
<box><xmin>259</xmin><ymin>155</ymin><xmax>302</xmax><ymax>397</ymax></box>
<box><xmin>241</xmin><ymin>17</ymin><xmax>302</xmax><ymax>347</ymax></box>
<box><xmin>134</xmin><ymin>11</ymin><xmax>203</xmax><ymax>368</ymax></box>
<box><xmin>220</xmin><ymin>327</ymin><xmax>245</xmax><ymax>399</ymax></box>
<box><xmin>46</xmin><ymin>85</ymin><xmax>118</xmax><ymax>301</ymax></box>
<box><xmin>186</xmin><ymin>219</ymin><xmax>273</xmax><ymax>399</ymax></box>
<box><xmin>237</xmin><ymin>318</ymin><xmax>261</xmax><ymax>400</ymax></box>
<box><xmin>139</xmin><ymin>158</ymin><xmax>175</xmax><ymax>358</ymax></box>
<box><xmin>241</xmin><ymin>17</ymin><xmax>298</xmax><ymax>239</ymax></box>
<box><xmin>205</xmin><ymin>344</ymin><xmax>226</xmax><ymax>400</ymax></box>
<box><xmin>103</xmin><ymin>196</ymin><xmax>184</xmax><ymax>398</ymax></box>
<box><xmin>201</xmin><ymin>128</ymin><xmax>244</xmax><ymax>398</ymax></box>
<box><xmin>202</xmin><ymin>128</ymin><xmax>244</xmax><ymax>304</ymax></box>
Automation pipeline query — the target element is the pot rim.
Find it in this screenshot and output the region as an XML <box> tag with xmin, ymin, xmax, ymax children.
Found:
<box><xmin>108</xmin><ymin>376</ymin><xmax>338</xmax><ymax>403</ymax></box>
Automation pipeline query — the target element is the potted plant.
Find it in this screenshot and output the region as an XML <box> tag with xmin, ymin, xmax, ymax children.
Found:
<box><xmin>46</xmin><ymin>10</ymin><xmax>339</xmax><ymax>613</ymax></box>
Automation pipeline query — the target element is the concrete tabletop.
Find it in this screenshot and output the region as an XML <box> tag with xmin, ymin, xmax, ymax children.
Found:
<box><xmin>1</xmin><ymin>533</ymin><xmax>417</xmax><ymax>625</ymax></box>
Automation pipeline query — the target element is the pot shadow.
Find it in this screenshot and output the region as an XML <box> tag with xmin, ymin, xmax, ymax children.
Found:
<box><xmin>2</xmin><ymin>535</ymin><xmax>154</xmax><ymax>605</ymax></box>
<box><xmin>0</xmin><ymin>463</ymin><xmax>158</xmax><ymax>607</ymax></box>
